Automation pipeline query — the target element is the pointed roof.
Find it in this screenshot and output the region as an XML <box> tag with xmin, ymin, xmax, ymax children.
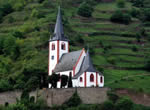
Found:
<box><xmin>49</xmin><ymin>7</ymin><xmax>68</xmax><ymax>41</ymax></box>
<box><xmin>53</xmin><ymin>50</ymin><xmax>83</xmax><ymax>72</ymax></box>
<box><xmin>73</xmin><ymin>50</ymin><xmax>103</xmax><ymax>79</ymax></box>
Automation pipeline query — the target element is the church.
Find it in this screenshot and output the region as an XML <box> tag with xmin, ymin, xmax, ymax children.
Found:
<box><xmin>48</xmin><ymin>7</ymin><xmax>104</xmax><ymax>88</ymax></box>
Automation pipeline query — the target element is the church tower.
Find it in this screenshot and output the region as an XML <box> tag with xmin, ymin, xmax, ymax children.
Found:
<box><xmin>48</xmin><ymin>7</ymin><xmax>69</xmax><ymax>76</ymax></box>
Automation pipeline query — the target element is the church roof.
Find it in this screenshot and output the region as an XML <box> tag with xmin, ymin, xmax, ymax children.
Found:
<box><xmin>53</xmin><ymin>50</ymin><xmax>83</xmax><ymax>73</ymax></box>
<box><xmin>49</xmin><ymin>7</ymin><xmax>68</xmax><ymax>41</ymax></box>
<box><xmin>73</xmin><ymin>50</ymin><xmax>103</xmax><ymax>79</ymax></box>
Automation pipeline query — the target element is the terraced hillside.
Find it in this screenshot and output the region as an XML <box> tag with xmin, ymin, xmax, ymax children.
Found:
<box><xmin>0</xmin><ymin>0</ymin><xmax>150</xmax><ymax>93</ymax></box>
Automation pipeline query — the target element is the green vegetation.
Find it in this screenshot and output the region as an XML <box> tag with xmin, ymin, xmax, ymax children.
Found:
<box><xmin>110</xmin><ymin>10</ymin><xmax>131</xmax><ymax>24</ymax></box>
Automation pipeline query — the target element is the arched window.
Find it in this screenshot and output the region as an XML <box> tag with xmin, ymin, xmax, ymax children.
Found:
<box><xmin>52</xmin><ymin>43</ymin><xmax>55</xmax><ymax>50</ymax></box>
<box><xmin>61</xmin><ymin>42</ymin><xmax>66</xmax><ymax>50</ymax></box>
<box><xmin>90</xmin><ymin>74</ymin><xmax>94</xmax><ymax>82</ymax></box>
<box><xmin>80</xmin><ymin>77</ymin><xmax>83</xmax><ymax>82</ymax></box>
<box><xmin>100</xmin><ymin>76</ymin><xmax>103</xmax><ymax>83</ymax></box>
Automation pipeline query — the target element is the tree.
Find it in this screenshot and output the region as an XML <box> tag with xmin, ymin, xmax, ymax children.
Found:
<box><xmin>3</xmin><ymin>36</ymin><xmax>20</xmax><ymax>59</ymax></box>
<box><xmin>132</xmin><ymin>0</ymin><xmax>144</xmax><ymax>7</ymax></box>
<box><xmin>60</xmin><ymin>75</ymin><xmax>68</xmax><ymax>88</ymax></box>
<box><xmin>68</xmin><ymin>72</ymin><xmax>73</xmax><ymax>88</ymax></box>
<box><xmin>25</xmin><ymin>76</ymin><xmax>40</xmax><ymax>91</ymax></box>
<box><xmin>48</xmin><ymin>73</ymin><xmax>60</xmax><ymax>88</ymax></box>
<box><xmin>110</xmin><ymin>10</ymin><xmax>131</xmax><ymax>24</ymax></box>
<box><xmin>77</xmin><ymin>2</ymin><xmax>93</xmax><ymax>17</ymax></box>
<box><xmin>1</xmin><ymin>3</ymin><xmax>13</xmax><ymax>16</ymax></box>
<box><xmin>116</xmin><ymin>0</ymin><xmax>126</xmax><ymax>8</ymax></box>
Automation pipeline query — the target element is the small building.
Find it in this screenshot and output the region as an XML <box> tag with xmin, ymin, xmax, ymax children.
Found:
<box><xmin>48</xmin><ymin>7</ymin><xmax>104</xmax><ymax>88</ymax></box>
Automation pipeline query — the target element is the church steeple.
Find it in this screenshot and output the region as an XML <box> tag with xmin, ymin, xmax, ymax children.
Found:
<box><xmin>50</xmin><ymin>6</ymin><xmax>68</xmax><ymax>41</ymax></box>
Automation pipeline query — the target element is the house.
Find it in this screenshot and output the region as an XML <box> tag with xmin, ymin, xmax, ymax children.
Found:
<box><xmin>48</xmin><ymin>7</ymin><xmax>104</xmax><ymax>88</ymax></box>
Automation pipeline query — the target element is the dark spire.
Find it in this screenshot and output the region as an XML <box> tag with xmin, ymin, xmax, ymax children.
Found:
<box><xmin>50</xmin><ymin>6</ymin><xmax>68</xmax><ymax>41</ymax></box>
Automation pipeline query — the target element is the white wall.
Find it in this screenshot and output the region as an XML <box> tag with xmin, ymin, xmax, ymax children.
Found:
<box><xmin>49</xmin><ymin>41</ymin><xmax>69</xmax><ymax>76</ymax></box>
<box><xmin>86</xmin><ymin>72</ymin><xmax>96</xmax><ymax>87</ymax></box>
<box><xmin>72</xmin><ymin>72</ymin><xmax>104</xmax><ymax>88</ymax></box>
<box><xmin>59</xmin><ymin>41</ymin><xmax>69</xmax><ymax>59</ymax></box>
<box><xmin>49</xmin><ymin>41</ymin><xmax>58</xmax><ymax>76</ymax></box>
<box><xmin>98</xmin><ymin>75</ymin><xmax>104</xmax><ymax>87</ymax></box>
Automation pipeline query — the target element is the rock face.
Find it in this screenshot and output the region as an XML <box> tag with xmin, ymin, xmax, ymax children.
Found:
<box><xmin>0</xmin><ymin>88</ymin><xmax>109</xmax><ymax>106</ymax></box>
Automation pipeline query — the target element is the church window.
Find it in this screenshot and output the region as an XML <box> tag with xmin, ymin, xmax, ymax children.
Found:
<box><xmin>90</xmin><ymin>74</ymin><xmax>94</xmax><ymax>82</ymax></box>
<box><xmin>69</xmin><ymin>72</ymin><xmax>72</xmax><ymax>76</ymax></box>
<box><xmin>61</xmin><ymin>42</ymin><xmax>66</xmax><ymax>50</ymax></box>
<box><xmin>52</xmin><ymin>43</ymin><xmax>55</xmax><ymax>50</ymax></box>
<box><xmin>80</xmin><ymin>77</ymin><xmax>83</xmax><ymax>82</ymax></box>
<box><xmin>51</xmin><ymin>56</ymin><xmax>54</xmax><ymax>60</ymax></box>
<box><xmin>100</xmin><ymin>76</ymin><xmax>103</xmax><ymax>83</ymax></box>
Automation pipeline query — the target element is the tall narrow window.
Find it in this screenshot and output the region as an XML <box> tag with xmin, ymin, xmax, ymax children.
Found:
<box><xmin>52</xmin><ymin>43</ymin><xmax>55</xmax><ymax>50</ymax></box>
<box><xmin>90</xmin><ymin>74</ymin><xmax>94</xmax><ymax>82</ymax></box>
<box><xmin>51</xmin><ymin>56</ymin><xmax>54</xmax><ymax>60</ymax></box>
<box><xmin>100</xmin><ymin>76</ymin><xmax>103</xmax><ymax>83</ymax></box>
<box><xmin>61</xmin><ymin>42</ymin><xmax>66</xmax><ymax>50</ymax></box>
<box><xmin>80</xmin><ymin>77</ymin><xmax>83</xmax><ymax>82</ymax></box>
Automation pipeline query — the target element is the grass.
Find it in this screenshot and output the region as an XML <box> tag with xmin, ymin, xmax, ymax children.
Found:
<box><xmin>95</xmin><ymin>2</ymin><xmax>133</xmax><ymax>11</ymax></box>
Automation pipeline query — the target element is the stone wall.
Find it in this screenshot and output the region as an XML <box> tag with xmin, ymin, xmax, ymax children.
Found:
<box><xmin>0</xmin><ymin>88</ymin><xmax>109</xmax><ymax>106</ymax></box>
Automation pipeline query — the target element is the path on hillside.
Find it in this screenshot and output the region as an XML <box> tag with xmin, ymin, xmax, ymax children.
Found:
<box><xmin>105</xmin><ymin>73</ymin><xmax>150</xmax><ymax>85</ymax></box>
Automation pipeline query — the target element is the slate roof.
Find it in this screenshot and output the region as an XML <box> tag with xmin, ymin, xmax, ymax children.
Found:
<box><xmin>53</xmin><ymin>50</ymin><xmax>82</xmax><ymax>73</ymax></box>
<box><xmin>49</xmin><ymin>7</ymin><xmax>68</xmax><ymax>41</ymax></box>
<box><xmin>73</xmin><ymin>50</ymin><xmax>103</xmax><ymax>79</ymax></box>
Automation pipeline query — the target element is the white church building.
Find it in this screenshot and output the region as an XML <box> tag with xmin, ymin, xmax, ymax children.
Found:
<box><xmin>48</xmin><ymin>7</ymin><xmax>104</xmax><ymax>88</ymax></box>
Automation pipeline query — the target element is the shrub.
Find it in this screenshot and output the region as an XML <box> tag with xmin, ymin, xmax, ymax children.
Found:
<box><xmin>25</xmin><ymin>76</ymin><xmax>40</xmax><ymax>91</ymax></box>
<box><xmin>0</xmin><ymin>11</ymin><xmax>3</xmax><ymax>23</ymax></box>
<box><xmin>42</xmin><ymin>0</ymin><xmax>53</xmax><ymax>8</ymax></box>
<box><xmin>116</xmin><ymin>97</ymin><xmax>133</xmax><ymax>110</ymax></box>
<box><xmin>13</xmin><ymin>2</ymin><xmax>24</xmax><ymax>11</ymax></box>
<box><xmin>64</xmin><ymin>91</ymin><xmax>82</xmax><ymax>107</ymax></box>
<box><xmin>132</xmin><ymin>0</ymin><xmax>144</xmax><ymax>7</ymax></box>
<box><xmin>107</xmin><ymin>57</ymin><xmax>116</xmax><ymax>65</ymax></box>
<box><xmin>110</xmin><ymin>10</ymin><xmax>131</xmax><ymax>24</ymax></box>
<box><xmin>8</xmin><ymin>16</ymin><xmax>15</xmax><ymax>23</ymax></box>
<box><xmin>77</xmin><ymin>2</ymin><xmax>93</xmax><ymax>17</ymax></box>
<box><xmin>130</xmin><ymin>8</ymin><xmax>140</xmax><ymax>18</ymax></box>
<box><xmin>3</xmin><ymin>36</ymin><xmax>20</xmax><ymax>59</ymax></box>
<box><xmin>132</xmin><ymin>45</ymin><xmax>138</xmax><ymax>52</ymax></box>
<box><xmin>136</xmin><ymin>33</ymin><xmax>141</xmax><ymax>42</ymax></box>
<box><xmin>100</xmin><ymin>100</ymin><xmax>114</xmax><ymax>110</ymax></box>
<box><xmin>145</xmin><ymin>60</ymin><xmax>150</xmax><ymax>71</ymax></box>
<box><xmin>76</xmin><ymin>35</ymin><xmax>84</xmax><ymax>44</ymax></box>
<box><xmin>12</xmin><ymin>30</ymin><xmax>24</xmax><ymax>38</ymax></box>
<box><xmin>107</xmin><ymin>91</ymin><xmax>119</xmax><ymax>103</ymax></box>
<box><xmin>116</xmin><ymin>0</ymin><xmax>126</xmax><ymax>8</ymax></box>
<box><xmin>31</xmin><ymin>9</ymin><xmax>39</xmax><ymax>18</ymax></box>
<box><xmin>141</xmin><ymin>8</ymin><xmax>150</xmax><ymax>22</ymax></box>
